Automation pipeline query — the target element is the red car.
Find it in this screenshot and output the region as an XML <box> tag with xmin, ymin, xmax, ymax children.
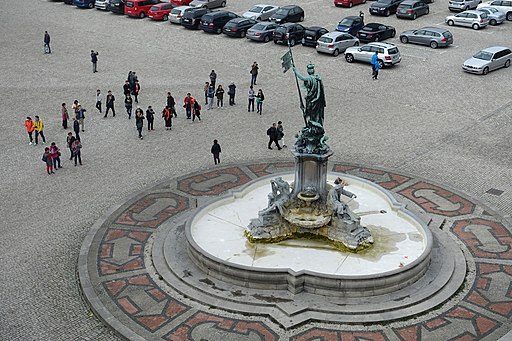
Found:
<box><xmin>148</xmin><ymin>2</ymin><xmax>175</xmax><ymax>20</ymax></box>
<box><xmin>171</xmin><ymin>0</ymin><xmax>192</xmax><ymax>5</ymax></box>
<box><xmin>334</xmin><ymin>0</ymin><xmax>366</xmax><ymax>7</ymax></box>
<box><xmin>125</xmin><ymin>0</ymin><xmax>160</xmax><ymax>18</ymax></box>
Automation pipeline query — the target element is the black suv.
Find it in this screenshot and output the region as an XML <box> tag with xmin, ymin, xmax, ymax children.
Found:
<box><xmin>108</xmin><ymin>0</ymin><xmax>126</xmax><ymax>14</ymax></box>
<box><xmin>181</xmin><ymin>7</ymin><xmax>210</xmax><ymax>29</ymax></box>
<box><xmin>269</xmin><ymin>5</ymin><xmax>305</xmax><ymax>24</ymax></box>
<box><xmin>200</xmin><ymin>10</ymin><xmax>238</xmax><ymax>34</ymax></box>
<box><xmin>369</xmin><ymin>0</ymin><xmax>404</xmax><ymax>16</ymax></box>
<box><xmin>302</xmin><ymin>26</ymin><xmax>329</xmax><ymax>47</ymax></box>
<box><xmin>273</xmin><ymin>23</ymin><xmax>305</xmax><ymax>46</ymax></box>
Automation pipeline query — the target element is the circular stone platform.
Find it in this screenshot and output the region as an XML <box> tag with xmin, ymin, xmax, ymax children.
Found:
<box><xmin>79</xmin><ymin>161</ymin><xmax>512</xmax><ymax>341</ymax></box>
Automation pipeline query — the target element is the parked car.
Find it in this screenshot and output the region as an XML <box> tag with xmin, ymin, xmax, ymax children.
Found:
<box><xmin>74</xmin><ymin>0</ymin><xmax>96</xmax><ymax>8</ymax></box>
<box><xmin>200</xmin><ymin>10</ymin><xmax>238</xmax><ymax>33</ymax></box>
<box><xmin>269</xmin><ymin>5</ymin><xmax>305</xmax><ymax>23</ymax></box>
<box><xmin>181</xmin><ymin>7</ymin><xmax>210</xmax><ymax>28</ymax></box>
<box><xmin>345</xmin><ymin>42</ymin><xmax>401</xmax><ymax>67</ymax></box>
<box><xmin>445</xmin><ymin>10</ymin><xmax>489</xmax><ymax>29</ymax></box>
<box><xmin>189</xmin><ymin>0</ymin><xmax>226</xmax><ymax>9</ymax></box>
<box><xmin>463</xmin><ymin>46</ymin><xmax>511</xmax><ymax>74</ymax></box>
<box><xmin>316</xmin><ymin>32</ymin><xmax>359</xmax><ymax>56</ymax></box>
<box><xmin>169</xmin><ymin>6</ymin><xmax>191</xmax><ymax>23</ymax></box>
<box><xmin>108</xmin><ymin>0</ymin><xmax>126</xmax><ymax>13</ymax></box>
<box><xmin>247</xmin><ymin>22</ymin><xmax>278</xmax><ymax>42</ymax></box>
<box><xmin>336</xmin><ymin>16</ymin><xmax>365</xmax><ymax>36</ymax></box>
<box><xmin>242</xmin><ymin>4</ymin><xmax>279</xmax><ymax>20</ymax></box>
<box><xmin>302</xmin><ymin>26</ymin><xmax>329</xmax><ymax>47</ymax></box>
<box><xmin>148</xmin><ymin>3</ymin><xmax>176</xmax><ymax>20</ymax></box>
<box><xmin>125</xmin><ymin>0</ymin><xmax>160</xmax><ymax>18</ymax></box>
<box><xmin>396</xmin><ymin>0</ymin><xmax>429</xmax><ymax>19</ymax></box>
<box><xmin>477</xmin><ymin>6</ymin><xmax>506</xmax><ymax>23</ymax></box>
<box><xmin>400</xmin><ymin>27</ymin><xmax>453</xmax><ymax>48</ymax></box>
<box><xmin>273</xmin><ymin>23</ymin><xmax>305</xmax><ymax>46</ymax></box>
<box><xmin>171</xmin><ymin>0</ymin><xmax>193</xmax><ymax>5</ymax></box>
<box><xmin>369</xmin><ymin>0</ymin><xmax>404</xmax><ymax>16</ymax></box>
<box><xmin>478</xmin><ymin>1</ymin><xmax>512</xmax><ymax>20</ymax></box>
<box><xmin>95</xmin><ymin>0</ymin><xmax>109</xmax><ymax>10</ymax></box>
<box><xmin>448</xmin><ymin>0</ymin><xmax>481</xmax><ymax>11</ymax></box>
<box><xmin>334</xmin><ymin>0</ymin><xmax>367</xmax><ymax>8</ymax></box>
<box><xmin>222</xmin><ymin>18</ymin><xmax>258</xmax><ymax>37</ymax></box>
<box><xmin>357</xmin><ymin>23</ymin><xmax>396</xmax><ymax>42</ymax></box>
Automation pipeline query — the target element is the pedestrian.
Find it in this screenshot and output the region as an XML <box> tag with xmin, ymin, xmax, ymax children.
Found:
<box><xmin>228</xmin><ymin>82</ymin><xmax>236</xmax><ymax>106</ymax></box>
<box><xmin>167</xmin><ymin>92</ymin><xmax>177</xmax><ymax>117</ymax></box>
<box><xmin>215</xmin><ymin>85</ymin><xmax>224</xmax><ymax>108</ymax></box>
<box><xmin>25</xmin><ymin>116</ymin><xmax>35</xmax><ymax>145</ymax></box>
<box><xmin>146</xmin><ymin>106</ymin><xmax>155</xmax><ymax>130</ymax></box>
<box><xmin>162</xmin><ymin>106</ymin><xmax>172</xmax><ymax>130</ymax></box>
<box><xmin>128</xmin><ymin>71</ymin><xmax>134</xmax><ymax>89</ymax></box>
<box><xmin>203</xmin><ymin>82</ymin><xmax>209</xmax><ymax>105</ymax></box>
<box><xmin>248</xmin><ymin>86</ymin><xmax>255</xmax><ymax>112</ymax></box>
<box><xmin>371</xmin><ymin>51</ymin><xmax>379</xmax><ymax>80</ymax></box>
<box><xmin>71</xmin><ymin>138</ymin><xmax>82</xmax><ymax>166</ymax></box>
<box><xmin>211</xmin><ymin>139</ymin><xmax>221</xmax><ymax>165</ymax></box>
<box><xmin>192</xmin><ymin>101</ymin><xmax>201</xmax><ymax>122</ymax></box>
<box><xmin>42</xmin><ymin>147</ymin><xmax>54</xmax><ymax>175</ymax></box>
<box><xmin>256</xmin><ymin>89</ymin><xmax>265</xmax><ymax>115</ymax></box>
<box><xmin>135</xmin><ymin>108</ymin><xmax>144</xmax><ymax>140</ymax></box>
<box><xmin>72</xmin><ymin>100</ymin><xmax>80</xmax><ymax>116</ymax></box>
<box><xmin>250</xmin><ymin>62</ymin><xmax>259</xmax><ymax>86</ymax></box>
<box><xmin>183</xmin><ymin>93</ymin><xmax>195</xmax><ymax>119</ymax></box>
<box><xmin>266</xmin><ymin>123</ymin><xmax>282</xmax><ymax>150</ymax></box>
<box><xmin>33</xmin><ymin>115</ymin><xmax>46</xmax><ymax>145</ymax></box>
<box><xmin>132</xmin><ymin>80</ymin><xmax>140</xmax><ymax>103</ymax></box>
<box><xmin>61</xmin><ymin>103</ymin><xmax>69</xmax><ymax>129</ymax></box>
<box><xmin>209</xmin><ymin>70</ymin><xmax>217</xmax><ymax>88</ymax></box>
<box><xmin>44</xmin><ymin>31</ymin><xmax>51</xmax><ymax>54</ymax></box>
<box><xmin>277</xmin><ymin>121</ymin><xmax>286</xmax><ymax>148</ymax></box>
<box><xmin>77</xmin><ymin>105</ymin><xmax>86</xmax><ymax>132</ymax></box>
<box><xmin>105</xmin><ymin>90</ymin><xmax>116</xmax><ymax>117</ymax></box>
<box><xmin>125</xmin><ymin>94</ymin><xmax>133</xmax><ymax>119</ymax></box>
<box><xmin>123</xmin><ymin>80</ymin><xmax>131</xmax><ymax>97</ymax></box>
<box><xmin>73</xmin><ymin>118</ymin><xmax>80</xmax><ymax>141</ymax></box>
<box><xmin>95</xmin><ymin>89</ymin><xmax>102</xmax><ymax>114</ymax></box>
<box><xmin>49</xmin><ymin>142</ymin><xmax>62</xmax><ymax>170</ymax></box>
<box><xmin>67</xmin><ymin>132</ymin><xmax>76</xmax><ymax>160</ymax></box>
<box><xmin>90</xmin><ymin>50</ymin><xmax>99</xmax><ymax>73</ymax></box>
<box><xmin>207</xmin><ymin>85</ymin><xmax>214</xmax><ymax>110</ymax></box>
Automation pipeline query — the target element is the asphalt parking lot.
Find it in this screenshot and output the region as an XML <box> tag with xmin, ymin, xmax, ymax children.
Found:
<box><xmin>0</xmin><ymin>0</ymin><xmax>511</xmax><ymax>339</ymax></box>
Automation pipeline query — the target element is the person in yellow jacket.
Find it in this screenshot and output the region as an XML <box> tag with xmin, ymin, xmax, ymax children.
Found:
<box><xmin>33</xmin><ymin>115</ymin><xmax>46</xmax><ymax>145</ymax></box>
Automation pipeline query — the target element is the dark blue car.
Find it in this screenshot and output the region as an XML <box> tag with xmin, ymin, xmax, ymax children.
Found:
<box><xmin>336</xmin><ymin>16</ymin><xmax>364</xmax><ymax>36</ymax></box>
<box><xmin>74</xmin><ymin>0</ymin><xmax>95</xmax><ymax>8</ymax></box>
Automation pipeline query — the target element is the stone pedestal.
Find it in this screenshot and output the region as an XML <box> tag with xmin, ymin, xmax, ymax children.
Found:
<box><xmin>291</xmin><ymin>149</ymin><xmax>334</xmax><ymax>200</ymax></box>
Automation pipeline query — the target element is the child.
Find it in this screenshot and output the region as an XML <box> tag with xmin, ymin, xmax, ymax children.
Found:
<box><xmin>211</xmin><ymin>139</ymin><xmax>221</xmax><ymax>165</ymax></box>
<box><xmin>25</xmin><ymin>117</ymin><xmax>35</xmax><ymax>145</ymax></box>
<box><xmin>42</xmin><ymin>148</ymin><xmax>54</xmax><ymax>174</ymax></box>
<box><xmin>49</xmin><ymin>142</ymin><xmax>62</xmax><ymax>169</ymax></box>
<box><xmin>193</xmin><ymin>101</ymin><xmax>201</xmax><ymax>122</ymax></box>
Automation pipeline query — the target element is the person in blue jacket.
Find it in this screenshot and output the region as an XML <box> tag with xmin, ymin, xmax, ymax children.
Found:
<box><xmin>371</xmin><ymin>52</ymin><xmax>380</xmax><ymax>80</ymax></box>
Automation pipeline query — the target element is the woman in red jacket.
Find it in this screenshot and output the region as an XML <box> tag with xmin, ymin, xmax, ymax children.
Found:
<box><xmin>25</xmin><ymin>117</ymin><xmax>35</xmax><ymax>145</ymax></box>
<box><xmin>162</xmin><ymin>106</ymin><xmax>172</xmax><ymax>130</ymax></box>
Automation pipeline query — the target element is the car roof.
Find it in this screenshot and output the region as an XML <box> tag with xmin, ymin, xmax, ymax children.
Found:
<box><xmin>367</xmin><ymin>42</ymin><xmax>396</xmax><ymax>48</ymax></box>
<box><xmin>280</xmin><ymin>5</ymin><xmax>302</xmax><ymax>9</ymax></box>
<box><xmin>419</xmin><ymin>26</ymin><xmax>450</xmax><ymax>33</ymax></box>
<box><xmin>400</xmin><ymin>0</ymin><xmax>422</xmax><ymax>4</ymax></box>
<box><xmin>278</xmin><ymin>22</ymin><xmax>299</xmax><ymax>27</ymax></box>
<box><xmin>462</xmin><ymin>10</ymin><xmax>485</xmax><ymax>14</ymax></box>
<box><xmin>230</xmin><ymin>17</ymin><xmax>250</xmax><ymax>22</ymax></box>
<box><xmin>203</xmin><ymin>10</ymin><xmax>233</xmax><ymax>17</ymax></box>
<box><xmin>323</xmin><ymin>31</ymin><xmax>349</xmax><ymax>38</ymax></box>
<box><xmin>343</xmin><ymin>16</ymin><xmax>360</xmax><ymax>20</ymax></box>
<box><xmin>364</xmin><ymin>23</ymin><xmax>386</xmax><ymax>28</ymax></box>
<box><xmin>306</xmin><ymin>26</ymin><xmax>326</xmax><ymax>31</ymax></box>
<box><xmin>480</xmin><ymin>46</ymin><xmax>511</xmax><ymax>53</ymax></box>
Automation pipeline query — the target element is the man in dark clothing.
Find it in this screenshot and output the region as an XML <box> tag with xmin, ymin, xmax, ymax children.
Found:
<box><xmin>209</xmin><ymin>70</ymin><xmax>217</xmax><ymax>88</ymax></box>
<box><xmin>91</xmin><ymin>50</ymin><xmax>99</xmax><ymax>73</ymax></box>
<box><xmin>105</xmin><ymin>90</ymin><xmax>116</xmax><ymax>117</ymax></box>
<box><xmin>211</xmin><ymin>139</ymin><xmax>221</xmax><ymax>165</ymax></box>
<box><xmin>66</xmin><ymin>132</ymin><xmax>76</xmax><ymax>160</ymax></box>
<box><xmin>44</xmin><ymin>31</ymin><xmax>51</xmax><ymax>54</ymax></box>
<box><xmin>228</xmin><ymin>82</ymin><xmax>236</xmax><ymax>106</ymax></box>
<box><xmin>266</xmin><ymin>123</ymin><xmax>282</xmax><ymax>150</ymax></box>
<box><xmin>132</xmin><ymin>80</ymin><xmax>140</xmax><ymax>103</ymax></box>
<box><xmin>250</xmin><ymin>62</ymin><xmax>258</xmax><ymax>86</ymax></box>
<box><xmin>123</xmin><ymin>81</ymin><xmax>131</xmax><ymax>97</ymax></box>
<box><xmin>167</xmin><ymin>92</ymin><xmax>177</xmax><ymax>117</ymax></box>
<box><xmin>146</xmin><ymin>106</ymin><xmax>155</xmax><ymax>130</ymax></box>
<box><xmin>73</xmin><ymin>118</ymin><xmax>81</xmax><ymax>141</ymax></box>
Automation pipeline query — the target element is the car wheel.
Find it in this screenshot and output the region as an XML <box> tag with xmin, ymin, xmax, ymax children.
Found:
<box><xmin>299</xmin><ymin>15</ymin><xmax>304</xmax><ymax>21</ymax></box>
<box><xmin>257</xmin><ymin>17</ymin><xmax>261</xmax><ymax>20</ymax></box>
<box><xmin>391</xmin><ymin>30</ymin><xmax>395</xmax><ymax>37</ymax></box>
<box><xmin>345</xmin><ymin>54</ymin><xmax>354</xmax><ymax>63</ymax></box>
<box><xmin>240</xmin><ymin>31</ymin><xmax>246</xmax><ymax>38</ymax></box>
<box><xmin>363</xmin><ymin>0</ymin><xmax>367</xmax><ymax>3</ymax></box>
<box><xmin>385</xmin><ymin>9</ymin><xmax>390</xmax><ymax>16</ymax></box>
<box><xmin>221</xmin><ymin>1</ymin><xmax>226</xmax><ymax>7</ymax></box>
<box><xmin>139</xmin><ymin>11</ymin><xmax>146</xmax><ymax>18</ymax></box>
<box><xmin>426</xmin><ymin>8</ymin><xmax>429</xmax><ymax>14</ymax></box>
<box><xmin>463</xmin><ymin>5</ymin><xmax>468</xmax><ymax>10</ymax></box>
<box><xmin>289</xmin><ymin>38</ymin><xmax>296</xmax><ymax>46</ymax></box>
<box><xmin>163</xmin><ymin>14</ymin><xmax>168</xmax><ymax>21</ymax></box>
<box><xmin>216</xmin><ymin>27</ymin><xmax>222</xmax><ymax>34</ymax></box>
<box><xmin>489</xmin><ymin>19</ymin><xmax>497</xmax><ymax>25</ymax></box>
<box><xmin>472</xmin><ymin>23</ymin><xmax>479</xmax><ymax>29</ymax></box>
<box><xmin>374</xmin><ymin>35</ymin><xmax>380</xmax><ymax>41</ymax></box>
<box><xmin>447</xmin><ymin>19</ymin><xmax>454</xmax><ymax>26</ymax></box>
<box><xmin>507</xmin><ymin>12</ymin><xmax>512</xmax><ymax>21</ymax></box>
<box><xmin>333</xmin><ymin>49</ymin><xmax>340</xmax><ymax>57</ymax></box>
<box><xmin>88</xmin><ymin>2</ymin><xmax>94</xmax><ymax>8</ymax></box>
<box><xmin>264</xmin><ymin>35</ymin><xmax>270</xmax><ymax>42</ymax></box>
<box><xmin>413</xmin><ymin>13</ymin><xmax>417</xmax><ymax>19</ymax></box>
<box><xmin>274</xmin><ymin>40</ymin><xmax>278</xmax><ymax>44</ymax></box>
<box><xmin>349</xmin><ymin>2</ymin><xmax>353</xmax><ymax>7</ymax></box>
<box><xmin>430</xmin><ymin>41</ymin><xmax>438</xmax><ymax>49</ymax></box>
<box><xmin>400</xmin><ymin>36</ymin><xmax>408</xmax><ymax>43</ymax></box>
<box><xmin>482</xmin><ymin>66</ymin><xmax>489</xmax><ymax>75</ymax></box>
<box><xmin>378</xmin><ymin>60</ymin><xmax>384</xmax><ymax>69</ymax></box>
<box><xmin>354</xmin><ymin>41</ymin><xmax>359</xmax><ymax>46</ymax></box>
<box><xmin>505</xmin><ymin>59</ymin><xmax>511</xmax><ymax>68</ymax></box>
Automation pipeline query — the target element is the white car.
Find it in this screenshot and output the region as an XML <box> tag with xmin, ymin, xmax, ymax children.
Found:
<box><xmin>445</xmin><ymin>10</ymin><xmax>489</xmax><ymax>29</ymax></box>
<box><xmin>478</xmin><ymin>0</ymin><xmax>512</xmax><ymax>20</ymax></box>
<box><xmin>242</xmin><ymin>4</ymin><xmax>280</xmax><ymax>21</ymax></box>
<box><xmin>169</xmin><ymin>6</ymin><xmax>192</xmax><ymax>24</ymax></box>
<box><xmin>344</xmin><ymin>42</ymin><xmax>401</xmax><ymax>67</ymax></box>
<box><xmin>95</xmin><ymin>0</ymin><xmax>109</xmax><ymax>10</ymax></box>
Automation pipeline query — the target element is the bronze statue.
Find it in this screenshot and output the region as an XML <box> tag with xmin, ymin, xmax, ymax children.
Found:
<box><xmin>292</xmin><ymin>64</ymin><xmax>326</xmax><ymax>129</ymax></box>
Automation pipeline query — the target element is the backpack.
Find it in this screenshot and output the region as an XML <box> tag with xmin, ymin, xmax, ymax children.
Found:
<box><xmin>267</xmin><ymin>127</ymin><xmax>272</xmax><ymax>136</ymax></box>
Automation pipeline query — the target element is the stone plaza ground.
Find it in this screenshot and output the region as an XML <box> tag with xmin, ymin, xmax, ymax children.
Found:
<box><xmin>0</xmin><ymin>0</ymin><xmax>511</xmax><ymax>340</ymax></box>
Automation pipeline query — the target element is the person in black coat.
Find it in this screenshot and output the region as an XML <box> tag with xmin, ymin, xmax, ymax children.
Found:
<box><xmin>266</xmin><ymin>123</ymin><xmax>282</xmax><ymax>150</ymax></box>
<box><xmin>228</xmin><ymin>82</ymin><xmax>236</xmax><ymax>105</ymax></box>
<box><xmin>167</xmin><ymin>92</ymin><xmax>177</xmax><ymax>117</ymax></box>
<box><xmin>211</xmin><ymin>139</ymin><xmax>221</xmax><ymax>165</ymax></box>
<box><xmin>44</xmin><ymin>31</ymin><xmax>51</xmax><ymax>54</ymax></box>
<box><xmin>123</xmin><ymin>80</ymin><xmax>131</xmax><ymax>97</ymax></box>
<box><xmin>105</xmin><ymin>90</ymin><xmax>115</xmax><ymax>117</ymax></box>
<box><xmin>146</xmin><ymin>106</ymin><xmax>155</xmax><ymax>131</ymax></box>
<box><xmin>91</xmin><ymin>50</ymin><xmax>99</xmax><ymax>73</ymax></box>
<box><xmin>73</xmin><ymin>118</ymin><xmax>81</xmax><ymax>141</ymax></box>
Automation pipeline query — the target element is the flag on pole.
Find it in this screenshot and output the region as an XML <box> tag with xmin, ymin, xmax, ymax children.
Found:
<box><xmin>281</xmin><ymin>50</ymin><xmax>292</xmax><ymax>73</ymax></box>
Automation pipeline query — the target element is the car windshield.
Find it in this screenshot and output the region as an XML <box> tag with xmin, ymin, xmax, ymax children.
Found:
<box><xmin>400</xmin><ymin>4</ymin><xmax>413</xmax><ymax>8</ymax></box>
<box><xmin>171</xmin><ymin>8</ymin><xmax>182</xmax><ymax>14</ymax></box>
<box><xmin>473</xmin><ymin>51</ymin><xmax>493</xmax><ymax>60</ymax></box>
<box><xmin>451</xmin><ymin>0</ymin><xmax>462</xmax><ymax>3</ymax></box>
<box><xmin>252</xmin><ymin>23</ymin><xmax>266</xmax><ymax>30</ymax></box>
<box><xmin>249</xmin><ymin>6</ymin><xmax>264</xmax><ymax>13</ymax></box>
<box><xmin>275</xmin><ymin>8</ymin><xmax>289</xmax><ymax>15</ymax></box>
<box><xmin>377</xmin><ymin>0</ymin><xmax>392</xmax><ymax>4</ymax></box>
<box><xmin>363</xmin><ymin>24</ymin><xmax>380</xmax><ymax>31</ymax></box>
<box><xmin>275</xmin><ymin>27</ymin><xmax>287</xmax><ymax>33</ymax></box>
<box><xmin>339</xmin><ymin>18</ymin><xmax>354</xmax><ymax>26</ymax></box>
<box><xmin>442</xmin><ymin>31</ymin><xmax>452</xmax><ymax>38</ymax></box>
<box><xmin>388</xmin><ymin>47</ymin><xmax>398</xmax><ymax>54</ymax></box>
<box><xmin>150</xmin><ymin>6</ymin><xmax>158</xmax><ymax>10</ymax></box>
<box><xmin>318</xmin><ymin>37</ymin><xmax>333</xmax><ymax>43</ymax></box>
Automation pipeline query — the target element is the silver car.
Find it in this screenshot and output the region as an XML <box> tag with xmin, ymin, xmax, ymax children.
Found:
<box><xmin>344</xmin><ymin>42</ymin><xmax>401</xmax><ymax>67</ymax></box>
<box><xmin>169</xmin><ymin>6</ymin><xmax>192</xmax><ymax>24</ymax></box>
<box><xmin>243</xmin><ymin>4</ymin><xmax>279</xmax><ymax>21</ymax></box>
<box><xmin>445</xmin><ymin>10</ymin><xmax>489</xmax><ymax>29</ymax></box>
<box><xmin>246</xmin><ymin>22</ymin><xmax>278</xmax><ymax>42</ymax></box>
<box><xmin>316</xmin><ymin>32</ymin><xmax>359</xmax><ymax>56</ymax></box>
<box><xmin>189</xmin><ymin>0</ymin><xmax>226</xmax><ymax>9</ymax></box>
<box><xmin>463</xmin><ymin>46</ymin><xmax>512</xmax><ymax>74</ymax></box>
<box><xmin>478</xmin><ymin>0</ymin><xmax>512</xmax><ymax>20</ymax></box>
<box><xmin>400</xmin><ymin>27</ymin><xmax>453</xmax><ymax>48</ymax></box>
<box><xmin>95</xmin><ymin>0</ymin><xmax>109</xmax><ymax>10</ymax></box>
<box><xmin>477</xmin><ymin>6</ymin><xmax>506</xmax><ymax>24</ymax></box>
<box><xmin>448</xmin><ymin>0</ymin><xmax>481</xmax><ymax>11</ymax></box>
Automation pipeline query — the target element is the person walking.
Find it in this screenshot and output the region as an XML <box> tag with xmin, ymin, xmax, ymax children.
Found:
<box><xmin>228</xmin><ymin>82</ymin><xmax>236</xmax><ymax>106</ymax></box>
<box><xmin>167</xmin><ymin>92</ymin><xmax>177</xmax><ymax>117</ymax></box>
<box><xmin>71</xmin><ymin>138</ymin><xmax>82</xmax><ymax>166</ymax></box>
<box><xmin>49</xmin><ymin>142</ymin><xmax>62</xmax><ymax>170</ymax></box>
<box><xmin>105</xmin><ymin>90</ymin><xmax>116</xmax><ymax>117</ymax></box>
<box><xmin>135</xmin><ymin>108</ymin><xmax>144</xmax><ymax>140</ymax></box>
<box><xmin>73</xmin><ymin>118</ymin><xmax>80</xmax><ymax>141</ymax></box>
<box><xmin>95</xmin><ymin>89</ymin><xmax>103</xmax><ymax>114</ymax></box>
<box><xmin>192</xmin><ymin>101</ymin><xmax>201</xmax><ymax>122</ymax></box>
<box><xmin>211</xmin><ymin>139</ymin><xmax>221</xmax><ymax>165</ymax></box>
<box><xmin>42</xmin><ymin>148</ymin><xmax>54</xmax><ymax>175</ymax></box>
<box><xmin>183</xmin><ymin>93</ymin><xmax>195</xmax><ymax>119</ymax></box>
<box><xmin>207</xmin><ymin>85</ymin><xmax>215</xmax><ymax>110</ymax></box>
<box><xmin>256</xmin><ymin>89</ymin><xmax>265</xmax><ymax>115</ymax></box>
<box><xmin>250</xmin><ymin>62</ymin><xmax>259</xmax><ymax>86</ymax></box>
<box><xmin>162</xmin><ymin>106</ymin><xmax>173</xmax><ymax>130</ymax></box>
<box><xmin>209</xmin><ymin>70</ymin><xmax>217</xmax><ymax>88</ymax></box>
<box><xmin>215</xmin><ymin>85</ymin><xmax>224</xmax><ymax>108</ymax></box>
<box><xmin>91</xmin><ymin>50</ymin><xmax>99</xmax><ymax>73</ymax></box>
<box><xmin>203</xmin><ymin>82</ymin><xmax>209</xmax><ymax>105</ymax></box>
<box><xmin>146</xmin><ymin>106</ymin><xmax>155</xmax><ymax>131</ymax></box>
<box><xmin>371</xmin><ymin>51</ymin><xmax>379</xmax><ymax>80</ymax></box>
<box><xmin>77</xmin><ymin>105</ymin><xmax>86</xmax><ymax>131</ymax></box>
<box><xmin>25</xmin><ymin>117</ymin><xmax>35</xmax><ymax>145</ymax></box>
<box><xmin>61</xmin><ymin>103</ymin><xmax>69</xmax><ymax>129</ymax></box>
<box><xmin>123</xmin><ymin>80</ymin><xmax>131</xmax><ymax>98</ymax></box>
<box><xmin>124</xmin><ymin>94</ymin><xmax>133</xmax><ymax>119</ymax></box>
<box><xmin>132</xmin><ymin>80</ymin><xmax>140</xmax><ymax>103</ymax></box>
<box><xmin>266</xmin><ymin>123</ymin><xmax>282</xmax><ymax>150</ymax></box>
<box><xmin>248</xmin><ymin>86</ymin><xmax>255</xmax><ymax>112</ymax></box>
<box><xmin>66</xmin><ymin>132</ymin><xmax>76</xmax><ymax>160</ymax></box>
<box><xmin>128</xmin><ymin>71</ymin><xmax>135</xmax><ymax>90</ymax></box>
<box><xmin>277</xmin><ymin>121</ymin><xmax>286</xmax><ymax>148</ymax></box>
<box><xmin>44</xmin><ymin>31</ymin><xmax>51</xmax><ymax>54</ymax></box>
<box><xmin>33</xmin><ymin>115</ymin><xmax>46</xmax><ymax>145</ymax></box>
